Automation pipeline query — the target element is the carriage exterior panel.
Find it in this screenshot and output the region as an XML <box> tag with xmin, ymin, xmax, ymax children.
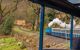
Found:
<box><xmin>45</xmin><ymin>28</ymin><xmax>80</xmax><ymax>39</ymax></box>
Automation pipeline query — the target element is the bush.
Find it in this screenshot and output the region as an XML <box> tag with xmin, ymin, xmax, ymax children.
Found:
<box><xmin>0</xmin><ymin>16</ymin><xmax>14</xmax><ymax>35</ymax></box>
<box><xmin>48</xmin><ymin>13</ymin><xmax>55</xmax><ymax>21</ymax></box>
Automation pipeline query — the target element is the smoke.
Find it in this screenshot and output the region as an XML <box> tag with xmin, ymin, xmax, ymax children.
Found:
<box><xmin>60</xmin><ymin>22</ymin><xmax>66</xmax><ymax>28</ymax></box>
<box><xmin>48</xmin><ymin>18</ymin><xmax>76</xmax><ymax>28</ymax></box>
<box><xmin>48</xmin><ymin>18</ymin><xmax>62</xmax><ymax>27</ymax></box>
<box><xmin>75</xmin><ymin>25</ymin><xmax>80</xmax><ymax>28</ymax></box>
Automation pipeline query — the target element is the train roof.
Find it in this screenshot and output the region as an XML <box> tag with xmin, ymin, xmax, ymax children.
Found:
<box><xmin>29</xmin><ymin>0</ymin><xmax>80</xmax><ymax>17</ymax></box>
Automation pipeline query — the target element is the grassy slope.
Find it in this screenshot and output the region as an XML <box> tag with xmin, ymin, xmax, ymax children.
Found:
<box><xmin>0</xmin><ymin>37</ymin><xmax>27</xmax><ymax>50</ymax></box>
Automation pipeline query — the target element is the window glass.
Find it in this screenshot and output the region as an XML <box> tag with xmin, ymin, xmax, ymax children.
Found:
<box><xmin>68</xmin><ymin>0</ymin><xmax>80</xmax><ymax>4</ymax></box>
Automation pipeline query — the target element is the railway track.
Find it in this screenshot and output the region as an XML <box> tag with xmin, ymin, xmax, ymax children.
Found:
<box><xmin>43</xmin><ymin>35</ymin><xmax>70</xmax><ymax>49</ymax></box>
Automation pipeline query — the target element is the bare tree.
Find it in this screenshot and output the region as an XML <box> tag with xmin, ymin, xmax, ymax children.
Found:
<box><xmin>0</xmin><ymin>0</ymin><xmax>23</xmax><ymax>24</ymax></box>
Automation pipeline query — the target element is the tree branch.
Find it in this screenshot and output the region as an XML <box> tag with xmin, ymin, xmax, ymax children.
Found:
<box><xmin>4</xmin><ymin>0</ymin><xmax>24</xmax><ymax>16</ymax></box>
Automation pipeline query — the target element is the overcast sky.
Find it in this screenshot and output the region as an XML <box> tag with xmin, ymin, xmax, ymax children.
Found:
<box><xmin>68</xmin><ymin>0</ymin><xmax>80</xmax><ymax>4</ymax></box>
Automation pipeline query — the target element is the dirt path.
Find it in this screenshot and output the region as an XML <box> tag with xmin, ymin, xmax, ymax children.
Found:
<box><xmin>10</xmin><ymin>26</ymin><xmax>70</xmax><ymax>50</ymax></box>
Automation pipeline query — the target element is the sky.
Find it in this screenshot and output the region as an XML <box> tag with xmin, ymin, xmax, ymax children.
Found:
<box><xmin>68</xmin><ymin>0</ymin><xmax>80</xmax><ymax>4</ymax></box>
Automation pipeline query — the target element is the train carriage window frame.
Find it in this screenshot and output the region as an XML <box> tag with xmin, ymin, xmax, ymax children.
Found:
<box><xmin>29</xmin><ymin>0</ymin><xmax>80</xmax><ymax>17</ymax></box>
<box><xmin>29</xmin><ymin>0</ymin><xmax>80</xmax><ymax>50</ymax></box>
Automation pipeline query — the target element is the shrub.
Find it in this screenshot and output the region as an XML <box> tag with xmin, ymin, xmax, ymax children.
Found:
<box><xmin>48</xmin><ymin>13</ymin><xmax>55</xmax><ymax>21</ymax></box>
<box><xmin>0</xmin><ymin>16</ymin><xmax>14</xmax><ymax>35</ymax></box>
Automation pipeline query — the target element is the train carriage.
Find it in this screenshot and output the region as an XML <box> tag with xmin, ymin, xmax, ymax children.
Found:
<box><xmin>45</xmin><ymin>27</ymin><xmax>80</xmax><ymax>39</ymax></box>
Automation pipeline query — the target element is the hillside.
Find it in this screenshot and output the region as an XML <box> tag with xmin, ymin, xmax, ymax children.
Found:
<box><xmin>0</xmin><ymin>0</ymin><xmax>80</xmax><ymax>29</ymax></box>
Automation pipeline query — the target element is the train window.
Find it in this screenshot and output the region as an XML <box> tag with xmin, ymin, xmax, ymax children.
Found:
<box><xmin>45</xmin><ymin>10</ymin><xmax>70</xmax><ymax>49</ymax></box>
<box><xmin>29</xmin><ymin>0</ymin><xmax>80</xmax><ymax>50</ymax></box>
